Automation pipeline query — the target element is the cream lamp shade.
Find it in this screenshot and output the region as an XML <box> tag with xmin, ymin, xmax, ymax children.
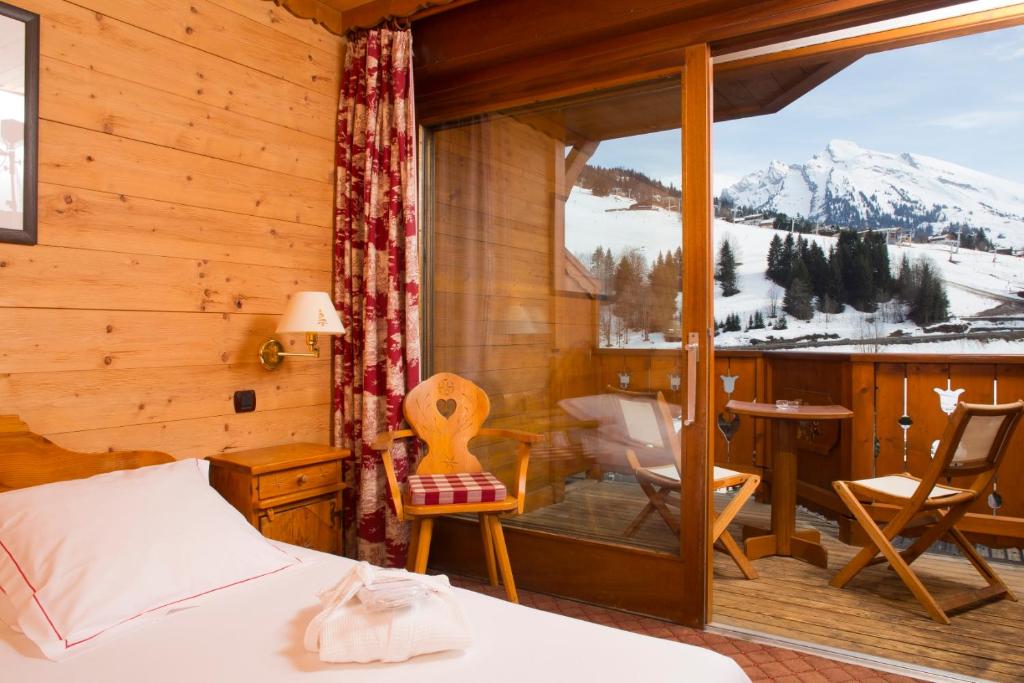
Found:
<box><xmin>276</xmin><ymin>291</ymin><xmax>344</xmax><ymax>334</ymax></box>
<box><xmin>258</xmin><ymin>292</ymin><xmax>344</xmax><ymax>370</ymax></box>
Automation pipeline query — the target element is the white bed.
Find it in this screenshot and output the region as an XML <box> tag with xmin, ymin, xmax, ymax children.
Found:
<box><xmin>0</xmin><ymin>542</ymin><xmax>748</xmax><ymax>682</ymax></box>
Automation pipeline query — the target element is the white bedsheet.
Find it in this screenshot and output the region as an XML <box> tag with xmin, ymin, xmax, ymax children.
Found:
<box><xmin>0</xmin><ymin>543</ymin><xmax>749</xmax><ymax>683</ymax></box>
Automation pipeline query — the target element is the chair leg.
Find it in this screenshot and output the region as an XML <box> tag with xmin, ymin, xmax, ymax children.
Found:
<box><xmin>479</xmin><ymin>512</ymin><xmax>499</xmax><ymax>586</ymax></box>
<box><xmin>717</xmin><ymin>530</ymin><xmax>758</xmax><ymax>580</ymax></box>
<box><xmin>406</xmin><ymin>519</ymin><xmax>421</xmax><ymax>572</ymax></box>
<box><xmin>895</xmin><ymin>511</ymin><xmax>956</xmax><ymax>567</ymax></box>
<box><xmin>413</xmin><ymin>518</ymin><xmax>434</xmax><ymax>574</ymax></box>
<box><xmin>947</xmin><ymin>527</ymin><xmax>1016</xmax><ymax>603</ymax></box>
<box><xmin>487</xmin><ymin>515</ymin><xmax>518</xmax><ymax>603</ymax></box>
<box><xmin>641</xmin><ymin>483</ymin><xmax>681</xmax><ymax>535</ymax></box>
<box><xmin>711</xmin><ymin>475</ymin><xmax>759</xmax><ymax>542</ymax></box>
<box><xmin>833</xmin><ymin>484</ymin><xmax>949</xmax><ymax>624</ymax></box>
<box><xmin>830</xmin><ymin>484</ymin><xmax>884</xmax><ymax>589</ymax></box>
<box><xmin>624</xmin><ymin>503</ymin><xmax>657</xmax><ymax>537</ymax></box>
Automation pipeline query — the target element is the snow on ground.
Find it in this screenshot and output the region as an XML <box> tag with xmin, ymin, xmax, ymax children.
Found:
<box><xmin>565</xmin><ymin>188</ymin><xmax>1024</xmax><ymax>353</ymax></box>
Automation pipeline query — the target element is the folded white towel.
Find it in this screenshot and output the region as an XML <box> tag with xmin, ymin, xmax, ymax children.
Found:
<box><xmin>303</xmin><ymin>562</ymin><xmax>473</xmax><ymax>663</ymax></box>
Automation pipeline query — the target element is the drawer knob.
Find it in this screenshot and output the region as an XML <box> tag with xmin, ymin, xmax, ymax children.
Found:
<box><xmin>297</xmin><ymin>474</ymin><xmax>308</xmax><ymax>485</ymax></box>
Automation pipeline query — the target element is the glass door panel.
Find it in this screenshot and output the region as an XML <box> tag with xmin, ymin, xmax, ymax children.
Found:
<box><xmin>428</xmin><ymin>77</ymin><xmax>686</xmax><ymax>553</ymax></box>
<box><xmin>423</xmin><ymin>49</ymin><xmax>714</xmax><ymax>625</ymax></box>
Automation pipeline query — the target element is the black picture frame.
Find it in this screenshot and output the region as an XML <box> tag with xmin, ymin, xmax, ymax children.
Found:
<box><xmin>0</xmin><ymin>1</ymin><xmax>38</xmax><ymax>246</ymax></box>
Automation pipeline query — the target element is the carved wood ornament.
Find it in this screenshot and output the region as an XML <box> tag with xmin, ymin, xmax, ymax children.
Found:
<box><xmin>262</xmin><ymin>0</ymin><xmax>468</xmax><ymax>36</ymax></box>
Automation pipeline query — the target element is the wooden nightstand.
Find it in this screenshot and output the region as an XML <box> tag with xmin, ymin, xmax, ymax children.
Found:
<box><xmin>207</xmin><ymin>443</ymin><xmax>352</xmax><ymax>555</ymax></box>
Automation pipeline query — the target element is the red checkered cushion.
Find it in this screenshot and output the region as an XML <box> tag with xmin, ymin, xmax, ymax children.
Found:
<box><xmin>408</xmin><ymin>472</ymin><xmax>507</xmax><ymax>506</ymax></box>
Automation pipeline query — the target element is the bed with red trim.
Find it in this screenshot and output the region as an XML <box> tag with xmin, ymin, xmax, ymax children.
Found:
<box><xmin>0</xmin><ymin>541</ymin><xmax>749</xmax><ymax>682</ymax></box>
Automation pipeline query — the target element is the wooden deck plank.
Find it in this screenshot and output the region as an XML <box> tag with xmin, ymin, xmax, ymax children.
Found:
<box><xmin>512</xmin><ymin>478</ymin><xmax>1024</xmax><ymax>682</ymax></box>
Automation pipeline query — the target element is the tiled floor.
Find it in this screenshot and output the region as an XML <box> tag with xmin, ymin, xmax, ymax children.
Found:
<box><xmin>453</xmin><ymin>576</ymin><xmax>920</xmax><ymax>682</ymax></box>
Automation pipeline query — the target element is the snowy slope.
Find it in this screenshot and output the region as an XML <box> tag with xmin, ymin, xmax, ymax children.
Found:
<box><xmin>565</xmin><ymin>187</ymin><xmax>1023</xmax><ymax>351</ymax></box>
<box><xmin>722</xmin><ymin>140</ymin><xmax>1024</xmax><ymax>247</ymax></box>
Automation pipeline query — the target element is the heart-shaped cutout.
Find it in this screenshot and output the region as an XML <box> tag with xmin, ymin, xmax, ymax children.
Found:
<box><xmin>717</xmin><ymin>413</ymin><xmax>740</xmax><ymax>441</ymax></box>
<box><xmin>436</xmin><ymin>398</ymin><xmax>456</xmax><ymax>418</ymax></box>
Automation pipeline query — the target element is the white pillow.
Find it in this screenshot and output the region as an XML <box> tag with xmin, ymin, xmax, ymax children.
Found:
<box><xmin>0</xmin><ymin>459</ymin><xmax>298</xmax><ymax>659</ymax></box>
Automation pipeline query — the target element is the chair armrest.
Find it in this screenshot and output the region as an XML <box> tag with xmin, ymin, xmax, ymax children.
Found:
<box><xmin>475</xmin><ymin>429</ymin><xmax>542</xmax><ymax>513</ymax></box>
<box><xmin>371</xmin><ymin>429</ymin><xmax>416</xmax><ymax>451</ymax></box>
<box><xmin>476</xmin><ymin>427</ymin><xmax>545</xmax><ymax>444</ymax></box>
<box><xmin>379</xmin><ymin>449</ymin><xmax>405</xmax><ymax>522</ymax></box>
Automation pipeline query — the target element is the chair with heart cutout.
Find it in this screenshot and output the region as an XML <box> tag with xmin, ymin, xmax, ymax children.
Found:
<box><xmin>372</xmin><ymin>372</ymin><xmax>543</xmax><ymax>603</ymax></box>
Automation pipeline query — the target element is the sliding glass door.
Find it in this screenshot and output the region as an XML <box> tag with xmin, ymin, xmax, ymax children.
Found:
<box><xmin>421</xmin><ymin>46</ymin><xmax>715</xmax><ymax>625</ymax></box>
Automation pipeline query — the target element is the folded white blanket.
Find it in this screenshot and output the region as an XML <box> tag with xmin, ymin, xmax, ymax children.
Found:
<box><xmin>303</xmin><ymin>562</ymin><xmax>473</xmax><ymax>663</ymax></box>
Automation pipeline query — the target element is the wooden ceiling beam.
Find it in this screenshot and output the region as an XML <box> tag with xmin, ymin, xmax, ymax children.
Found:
<box><xmin>259</xmin><ymin>0</ymin><xmax>475</xmax><ymax>36</ymax></box>
<box><xmin>413</xmin><ymin>0</ymin><xmax>963</xmax><ymax>123</ymax></box>
<box><xmin>340</xmin><ymin>0</ymin><xmax>477</xmax><ymax>31</ymax></box>
<box><xmin>565</xmin><ymin>141</ymin><xmax>599</xmax><ymax>189</ymax></box>
<box><xmin>715</xmin><ymin>57</ymin><xmax>858</xmax><ymax>122</ymax></box>
<box><xmin>716</xmin><ymin>3</ymin><xmax>1024</xmax><ymax>75</ymax></box>
<box><xmin>709</xmin><ymin>0</ymin><xmax>963</xmax><ymax>54</ymax></box>
<box><xmin>261</xmin><ymin>0</ymin><xmax>344</xmax><ymax>36</ymax></box>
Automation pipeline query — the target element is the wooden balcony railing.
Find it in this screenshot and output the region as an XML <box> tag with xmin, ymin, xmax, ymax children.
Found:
<box><xmin>594</xmin><ymin>348</ymin><xmax>1024</xmax><ymax>547</ymax></box>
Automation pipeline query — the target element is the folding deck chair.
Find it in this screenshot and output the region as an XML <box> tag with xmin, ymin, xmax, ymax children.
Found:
<box><xmin>617</xmin><ymin>391</ymin><xmax>761</xmax><ymax>579</ymax></box>
<box><xmin>831</xmin><ymin>400</ymin><xmax>1024</xmax><ymax>624</ymax></box>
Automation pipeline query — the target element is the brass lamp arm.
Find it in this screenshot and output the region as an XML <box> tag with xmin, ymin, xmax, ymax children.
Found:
<box><xmin>258</xmin><ymin>332</ymin><xmax>323</xmax><ymax>370</ymax></box>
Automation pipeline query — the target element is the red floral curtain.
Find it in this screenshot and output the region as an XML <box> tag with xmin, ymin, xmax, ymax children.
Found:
<box><xmin>333</xmin><ymin>26</ymin><xmax>420</xmax><ymax>567</ymax></box>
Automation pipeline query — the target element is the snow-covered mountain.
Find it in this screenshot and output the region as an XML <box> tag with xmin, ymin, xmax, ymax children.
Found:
<box><xmin>721</xmin><ymin>140</ymin><xmax>1024</xmax><ymax>246</ymax></box>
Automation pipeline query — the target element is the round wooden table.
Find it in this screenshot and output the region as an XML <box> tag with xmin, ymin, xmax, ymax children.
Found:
<box><xmin>725</xmin><ymin>399</ymin><xmax>853</xmax><ymax>568</ymax></box>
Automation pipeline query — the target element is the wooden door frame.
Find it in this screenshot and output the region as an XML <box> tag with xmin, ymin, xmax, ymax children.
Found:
<box><xmin>679</xmin><ymin>43</ymin><xmax>715</xmax><ymax>626</ymax></box>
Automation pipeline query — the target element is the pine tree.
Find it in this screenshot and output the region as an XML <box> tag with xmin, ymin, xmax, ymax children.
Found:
<box><xmin>780</xmin><ymin>233</ymin><xmax>796</xmax><ymax>287</ymax></box>
<box><xmin>895</xmin><ymin>253</ymin><xmax>913</xmax><ymax>302</ymax></box>
<box><xmin>613</xmin><ymin>250</ymin><xmax>648</xmax><ymax>330</ymax></box>
<box><xmin>773</xmin><ymin>315</ymin><xmax>788</xmax><ymax>330</ymax></box>
<box><xmin>648</xmin><ymin>251</ymin><xmax>680</xmax><ymax>330</ymax></box>
<box><xmin>824</xmin><ymin>246</ymin><xmax>845</xmax><ymax>311</ymax></box>
<box><xmin>865</xmin><ymin>231</ymin><xmax>892</xmax><ymax>297</ymax></box>
<box><xmin>806</xmin><ymin>241</ymin><xmax>830</xmax><ymax>299</ymax></box>
<box><xmin>908</xmin><ymin>259</ymin><xmax>950</xmax><ymax>326</ymax></box>
<box><xmin>835</xmin><ymin>230</ymin><xmax>876</xmax><ymax>312</ymax></box>
<box><xmin>766</xmin><ymin>234</ymin><xmax>784</xmax><ymax>285</ymax></box>
<box><xmin>783</xmin><ymin>278</ymin><xmax>814</xmax><ymax>321</ymax></box>
<box><xmin>723</xmin><ymin>313</ymin><xmax>742</xmax><ymax>332</ymax></box>
<box><xmin>716</xmin><ymin>239</ymin><xmax>740</xmax><ymax>297</ymax></box>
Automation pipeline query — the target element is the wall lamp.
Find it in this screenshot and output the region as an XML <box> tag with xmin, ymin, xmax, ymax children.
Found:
<box><xmin>258</xmin><ymin>291</ymin><xmax>344</xmax><ymax>371</ymax></box>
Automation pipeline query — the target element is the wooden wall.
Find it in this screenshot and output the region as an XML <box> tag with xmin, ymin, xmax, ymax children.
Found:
<box><xmin>0</xmin><ymin>0</ymin><xmax>342</xmax><ymax>457</ymax></box>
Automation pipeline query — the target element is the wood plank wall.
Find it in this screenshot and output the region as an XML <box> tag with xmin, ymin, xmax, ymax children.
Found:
<box><xmin>0</xmin><ymin>0</ymin><xmax>342</xmax><ymax>457</ymax></box>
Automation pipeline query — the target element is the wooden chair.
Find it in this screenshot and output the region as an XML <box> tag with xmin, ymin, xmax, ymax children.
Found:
<box><xmin>372</xmin><ymin>372</ymin><xmax>542</xmax><ymax>603</ymax></box>
<box><xmin>617</xmin><ymin>392</ymin><xmax>761</xmax><ymax>579</ymax></box>
<box><xmin>831</xmin><ymin>400</ymin><xmax>1024</xmax><ymax>624</ymax></box>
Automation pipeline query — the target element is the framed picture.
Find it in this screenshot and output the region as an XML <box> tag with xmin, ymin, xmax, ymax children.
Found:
<box><xmin>0</xmin><ymin>1</ymin><xmax>37</xmax><ymax>246</ymax></box>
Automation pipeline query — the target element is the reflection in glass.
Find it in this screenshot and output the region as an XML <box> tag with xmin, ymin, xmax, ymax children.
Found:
<box><xmin>425</xmin><ymin>78</ymin><xmax>692</xmax><ymax>555</ymax></box>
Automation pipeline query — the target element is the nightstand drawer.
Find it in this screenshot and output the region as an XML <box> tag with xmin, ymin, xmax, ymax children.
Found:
<box><xmin>258</xmin><ymin>462</ymin><xmax>340</xmax><ymax>500</ymax></box>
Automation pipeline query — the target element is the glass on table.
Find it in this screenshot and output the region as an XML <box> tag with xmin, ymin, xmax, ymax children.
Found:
<box><xmin>774</xmin><ymin>399</ymin><xmax>805</xmax><ymax>410</ymax></box>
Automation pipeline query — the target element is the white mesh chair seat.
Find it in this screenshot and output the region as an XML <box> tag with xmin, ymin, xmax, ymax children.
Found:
<box><xmin>853</xmin><ymin>474</ymin><xmax>965</xmax><ymax>501</ymax></box>
<box><xmin>645</xmin><ymin>464</ymin><xmax>678</xmax><ymax>481</ymax></box>
<box><xmin>643</xmin><ymin>465</ymin><xmax>743</xmax><ymax>489</ymax></box>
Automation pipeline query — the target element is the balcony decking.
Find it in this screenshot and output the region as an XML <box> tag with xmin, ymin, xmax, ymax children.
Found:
<box><xmin>509</xmin><ymin>478</ymin><xmax>1024</xmax><ymax>682</ymax></box>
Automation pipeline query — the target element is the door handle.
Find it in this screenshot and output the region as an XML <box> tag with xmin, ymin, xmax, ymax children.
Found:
<box><xmin>683</xmin><ymin>332</ymin><xmax>699</xmax><ymax>427</ymax></box>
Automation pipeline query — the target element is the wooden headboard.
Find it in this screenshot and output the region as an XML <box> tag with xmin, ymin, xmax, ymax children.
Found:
<box><xmin>0</xmin><ymin>416</ymin><xmax>175</xmax><ymax>493</ymax></box>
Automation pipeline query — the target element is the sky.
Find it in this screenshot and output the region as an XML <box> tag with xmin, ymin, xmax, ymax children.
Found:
<box><xmin>586</xmin><ymin>24</ymin><xmax>1024</xmax><ymax>194</ymax></box>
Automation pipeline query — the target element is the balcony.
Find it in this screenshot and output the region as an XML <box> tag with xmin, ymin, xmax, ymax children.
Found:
<box><xmin>496</xmin><ymin>349</ymin><xmax>1024</xmax><ymax>681</ymax></box>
